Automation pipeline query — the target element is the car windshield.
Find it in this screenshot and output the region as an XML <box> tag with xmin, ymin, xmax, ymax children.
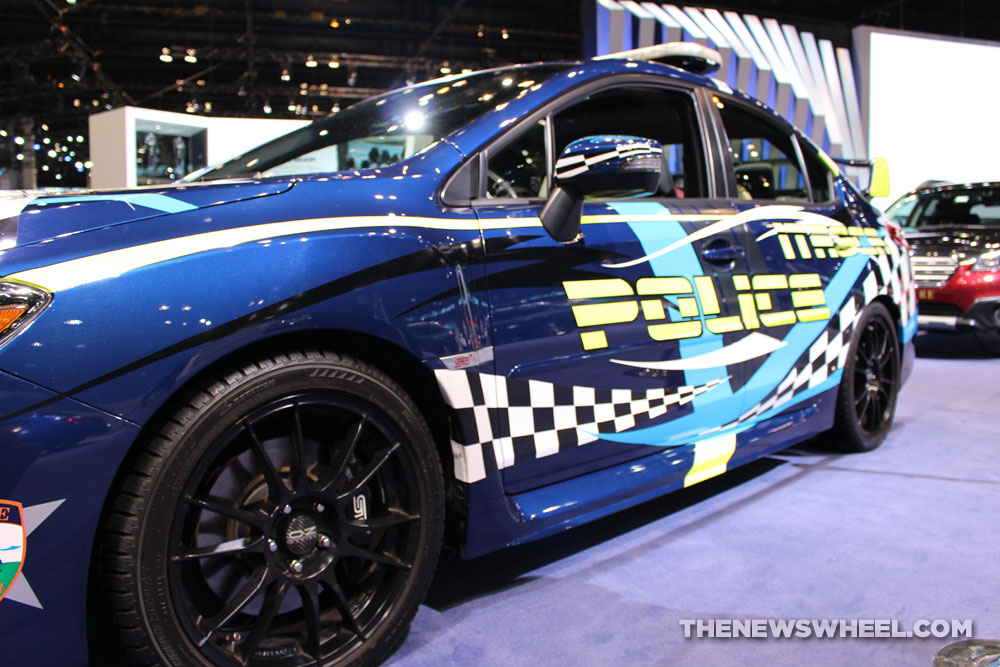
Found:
<box><xmin>188</xmin><ymin>65</ymin><xmax>565</xmax><ymax>181</ymax></box>
<box><xmin>894</xmin><ymin>187</ymin><xmax>1000</xmax><ymax>228</ymax></box>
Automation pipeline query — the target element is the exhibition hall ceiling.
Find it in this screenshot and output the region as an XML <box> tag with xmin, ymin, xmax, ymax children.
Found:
<box><xmin>2</xmin><ymin>0</ymin><xmax>998</xmax><ymax>124</ymax></box>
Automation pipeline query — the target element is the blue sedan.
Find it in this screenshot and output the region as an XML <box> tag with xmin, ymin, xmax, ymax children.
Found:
<box><xmin>0</xmin><ymin>43</ymin><xmax>915</xmax><ymax>666</ymax></box>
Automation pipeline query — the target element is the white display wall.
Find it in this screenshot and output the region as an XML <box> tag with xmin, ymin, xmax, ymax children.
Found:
<box><xmin>854</xmin><ymin>26</ymin><xmax>1000</xmax><ymax>209</ymax></box>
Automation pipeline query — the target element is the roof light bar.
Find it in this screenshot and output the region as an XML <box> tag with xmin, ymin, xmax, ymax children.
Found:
<box><xmin>595</xmin><ymin>42</ymin><xmax>722</xmax><ymax>76</ymax></box>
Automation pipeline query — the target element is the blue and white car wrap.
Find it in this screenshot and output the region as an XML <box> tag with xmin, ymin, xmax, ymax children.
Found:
<box><xmin>0</xmin><ymin>55</ymin><xmax>914</xmax><ymax>665</ymax></box>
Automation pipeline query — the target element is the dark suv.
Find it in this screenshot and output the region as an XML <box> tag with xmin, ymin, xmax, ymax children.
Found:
<box><xmin>887</xmin><ymin>181</ymin><xmax>1000</xmax><ymax>351</ymax></box>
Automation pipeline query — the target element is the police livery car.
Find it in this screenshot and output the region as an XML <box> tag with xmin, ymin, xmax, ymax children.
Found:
<box><xmin>0</xmin><ymin>43</ymin><xmax>915</xmax><ymax>666</ymax></box>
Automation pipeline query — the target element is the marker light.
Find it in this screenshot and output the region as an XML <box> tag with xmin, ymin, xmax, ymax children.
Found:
<box><xmin>0</xmin><ymin>281</ymin><xmax>52</xmax><ymax>347</ymax></box>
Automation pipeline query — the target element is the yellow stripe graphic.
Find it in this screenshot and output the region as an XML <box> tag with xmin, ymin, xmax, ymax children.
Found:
<box><xmin>685</xmin><ymin>434</ymin><xmax>737</xmax><ymax>487</ymax></box>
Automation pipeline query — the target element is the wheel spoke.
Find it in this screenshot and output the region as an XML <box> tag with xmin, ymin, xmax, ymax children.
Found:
<box><xmin>238</xmin><ymin>579</ymin><xmax>291</xmax><ymax>664</ymax></box>
<box><xmin>244</xmin><ymin>422</ymin><xmax>290</xmax><ymax>502</ymax></box>
<box><xmin>172</xmin><ymin>535</ymin><xmax>264</xmax><ymax>562</ymax></box>
<box><xmin>297</xmin><ymin>580</ymin><xmax>323</xmax><ymax>664</ymax></box>
<box><xmin>874</xmin><ymin>323</ymin><xmax>889</xmax><ymax>361</ymax></box>
<box><xmin>337</xmin><ymin>442</ymin><xmax>401</xmax><ymax>500</ymax></box>
<box><xmin>288</xmin><ymin>399</ymin><xmax>310</xmax><ymax>493</ymax></box>
<box><xmin>318</xmin><ymin>415</ymin><xmax>367</xmax><ymax>495</ymax></box>
<box><xmin>183</xmin><ymin>495</ymin><xmax>270</xmax><ymax>532</ymax></box>
<box><xmin>319</xmin><ymin>568</ymin><xmax>367</xmax><ymax>641</ymax></box>
<box><xmin>856</xmin><ymin>392</ymin><xmax>871</xmax><ymax>423</ymax></box>
<box><xmin>196</xmin><ymin>565</ymin><xmax>272</xmax><ymax>646</ymax></box>
<box><xmin>855</xmin><ymin>342</ymin><xmax>872</xmax><ymax>366</ymax></box>
<box><xmin>340</xmin><ymin>542</ymin><xmax>412</xmax><ymax>570</ymax></box>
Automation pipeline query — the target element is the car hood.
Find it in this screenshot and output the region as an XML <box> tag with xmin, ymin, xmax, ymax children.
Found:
<box><xmin>905</xmin><ymin>225</ymin><xmax>1000</xmax><ymax>258</ymax></box>
<box><xmin>0</xmin><ymin>179</ymin><xmax>294</xmax><ymax>249</ymax></box>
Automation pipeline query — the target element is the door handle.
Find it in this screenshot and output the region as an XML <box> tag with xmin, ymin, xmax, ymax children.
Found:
<box><xmin>701</xmin><ymin>245</ymin><xmax>745</xmax><ymax>264</ymax></box>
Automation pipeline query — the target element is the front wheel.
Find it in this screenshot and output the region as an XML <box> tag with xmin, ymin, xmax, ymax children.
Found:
<box><xmin>100</xmin><ymin>350</ymin><xmax>444</xmax><ymax>666</ymax></box>
<box><xmin>826</xmin><ymin>302</ymin><xmax>901</xmax><ymax>452</ymax></box>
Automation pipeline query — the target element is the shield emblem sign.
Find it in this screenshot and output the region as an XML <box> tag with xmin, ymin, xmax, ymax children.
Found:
<box><xmin>0</xmin><ymin>501</ymin><xmax>25</xmax><ymax>603</ymax></box>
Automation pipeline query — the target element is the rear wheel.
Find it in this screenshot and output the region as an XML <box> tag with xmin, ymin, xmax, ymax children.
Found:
<box><xmin>101</xmin><ymin>350</ymin><xmax>444</xmax><ymax>666</ymax></box>
<box><xmin>827</xmin><ymin>302</ymin><xmax>901</xmax><ymax>452</ymax></box>
<box><xmin>973</xmin><ymin>329</ymin><xmax>1000</xmax><ymax>355</ymax></box>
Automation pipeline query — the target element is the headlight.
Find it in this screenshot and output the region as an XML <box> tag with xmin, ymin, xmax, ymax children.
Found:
<box><xmin>0</xmin><ymin>280</ymin><xmax>52</xmax><ymax>347</ymax></box>
<box><xmin>970</xmin><ymin>250</ymin><xmax>1000</xmax><ymax>272</ymax></box>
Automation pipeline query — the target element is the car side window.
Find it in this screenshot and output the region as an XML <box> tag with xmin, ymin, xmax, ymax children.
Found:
<box><xmin>486</xmin><ymin>120</ymin><xmax>548</xmax><ymax>199</ymax></box>
<box><xmin>552</xmin><ymin>87</ymin><xmax>705</xmax><ymax>198</ymax></box>
<box><xmin>718</xmin><ymin>101</ymin><xmax>818</xmax><ymax>203</ymax></box>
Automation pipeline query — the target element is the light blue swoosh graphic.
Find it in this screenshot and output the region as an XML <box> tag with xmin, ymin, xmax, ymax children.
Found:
<box><xmin>598</xmin><ymin>252</ymin><xmax>870</xmax><ymax>446</ymax></box>
<box><xmin>35</xmin><ymin>193</ymin><xmax>198</xmax><ymax>214</ymax></box>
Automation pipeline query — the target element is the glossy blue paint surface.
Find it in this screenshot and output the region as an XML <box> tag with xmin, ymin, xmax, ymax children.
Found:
<box><xmin>0</xmin><ymin>54</ymin><xmax>914</xmax><ymax>660</ymax></box>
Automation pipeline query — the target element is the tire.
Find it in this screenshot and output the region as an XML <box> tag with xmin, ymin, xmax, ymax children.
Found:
<box><xmin>826</xmin><ymin>302</ymin><xmax>901</xmax><ymax>453</ymax></box>
<box><xmin>100</xmin><ymin>350</ymin><xmax>444</xmax><ymax>667</ymax></box>
<box><xmin>974</xmin><ymin>329</ymin><xmax>1000</xmax><ymax>356</ymax></box>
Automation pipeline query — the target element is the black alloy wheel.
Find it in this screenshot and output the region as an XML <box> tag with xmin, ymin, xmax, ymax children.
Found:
<box><xmin>828</xmin><ymin>302</ymin><xmax>900</xmax><ymax>452</ymax></box>
<box><xmin>101</xmin><ymin>350</ymin><xmax>444</xmax><ymax>667</ymax></box>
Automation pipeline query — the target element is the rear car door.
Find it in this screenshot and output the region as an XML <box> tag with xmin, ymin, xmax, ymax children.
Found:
<box><xmin>711</xmin><ymin>94</ymin><xmax>887</xmax><ymax>428</ymax></box>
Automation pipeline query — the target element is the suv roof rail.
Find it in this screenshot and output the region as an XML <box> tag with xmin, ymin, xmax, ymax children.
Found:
<box><xmin>595</xmin><ymin>42</ymin><xmax>722</xmax><ymax>76</ymax></box>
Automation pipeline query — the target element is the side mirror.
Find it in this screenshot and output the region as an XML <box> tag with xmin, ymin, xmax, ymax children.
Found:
<box><xmin>868</xmin><ymin>157</ymin><xmax>890</xmax><ymax>199</ymax></box>
<box><xmin>541</xmin><ymin>135</ymin><xmax>663</xmax><ymax>243</ymax></box>
<box><xmin>554</xmin><ymin>135</ymin><xmax>663</xmax><ymax>195</ymax></box>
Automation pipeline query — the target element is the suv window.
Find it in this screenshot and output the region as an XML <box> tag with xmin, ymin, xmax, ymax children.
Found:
<box><xmin>717</xmin><ymin>100</ymin><xmax>828</xmax><ymax>203</ymax></box>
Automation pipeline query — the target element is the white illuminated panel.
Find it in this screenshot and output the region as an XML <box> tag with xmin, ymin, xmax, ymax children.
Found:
<box><xmin>684</xmin><ymin>7</ymin><xmax>733</xmax><ymax>81</ymax></box>
<box><xmin>744</xmin><ymin>14</ymin><xmax>793</xmax><ymax>118</ymax></box>
<box><xmin>620</xmin><ymin>1</ymin><xmax>656</xmax><ymax>47</ymax></box>
<box><xmin>597</xmin><ymin>0</ymin><xmax>627</xmax><ymax>54</ymax></box>
<box><xmin>724</xmin><ymin>11</ymin><xmax>774</xmax><ymax>104</ymax></box>
<box><xmin>801</xmin><ymin>31</ymin><xmax>843</xmax><ymax>155</ymax></box>
<box><xmin>640</xmin><ymin>2</ymin><xmax>682</xmax><ymax>43</ymax></box>
<box><xmin>819</xmin><ymin>39</ymin><xmax>853</xmax><ymax>157</ymax></box>
<box><xmin>764</xmin><ymin>18</ymin><xmax>810</xmax><ymax>129</ymax></box>
<box><xmin>703</xmin><ymin>8</ymin><xmax>753</xmax><ymax>92</ymax></box>
<box><xmin>861</xmin><ymin>28</ymin><xmax>1000</xmax><ymax>207</ymax></box>
<box><xmin>781</xmin><ymin>24</ymin><xmax>828</xmax><ymax>147</ymax></box>
<box><xmin>837</xmin><ymin>47</ymin><xmax>866</xmax><ymax>159</ymax></box>
<box><xmin>662</xmin><ymin>4</ymin><xmax>707</xmax><ymax>45</ymax></box>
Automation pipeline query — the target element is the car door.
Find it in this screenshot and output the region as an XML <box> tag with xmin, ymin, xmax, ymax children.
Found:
<box><xmin>710</xmin><ymin>94</ymin><xmax>885</xmax><ymax>429</ymax></box>
<box><xmin>469</xmin><ymin>84</ymin><xmax>756</xmax><ymax>494</ymax></box>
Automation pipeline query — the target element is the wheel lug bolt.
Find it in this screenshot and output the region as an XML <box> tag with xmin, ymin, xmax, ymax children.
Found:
<box><xmin>317</xmin><ymin>534</ymin><xmax>331</xmax><ymax>549</ymax></box>
<box><xmin>289</xmin><ymin>559</ymin><xmax>303</xmax><ymax>573</ymax></box>
<box><xmin>314</xmin><ymin>502</ymin><xmax>325</xmax><ymax>513</ymax></box>
<box><xmin>282</xmin><ymin>505</ymin><xmax>292</xmax><ymax>514</ymax></box>
<box><xmin>268</xmin><ymin>539</ymin><xmax>278</xmax><ymax>552</ymax></box>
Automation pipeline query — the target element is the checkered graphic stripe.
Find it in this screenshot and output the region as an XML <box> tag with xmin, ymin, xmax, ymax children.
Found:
<box><xmin>702</xmin><ymin>292</ymin><xmax>863</xmax><ymax>436</ymax></box>
<box><xmin>871</xmin><ymin>233</ymin><xmax>917</xmax><ymax>322</ymax></box>
<box><xmin>435</xmin><ymin>369</ymin><xmax>724</xmax><ymax>483</ymax></box>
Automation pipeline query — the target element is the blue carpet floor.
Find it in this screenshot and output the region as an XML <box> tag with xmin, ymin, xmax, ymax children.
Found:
<box><xmin>388</xmin><ymin>331</ymin><xmax>1000</xmax><ymax>667</ymax></box>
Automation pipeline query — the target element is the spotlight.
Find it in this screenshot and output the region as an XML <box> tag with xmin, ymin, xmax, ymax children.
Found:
<box><xmin>305</xmin><ymin>55</ymin><xmax>318</xmax><ymax>67</ymax></box>
<box><xmin>159</xmin><ymin>47</ymin><xmax>173</xmax><ymax>63</ymax></box>
<box><xmin>184</xmin><ymin>48</ymin><xmax>197</xmax><ymax>64</ymax></box>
